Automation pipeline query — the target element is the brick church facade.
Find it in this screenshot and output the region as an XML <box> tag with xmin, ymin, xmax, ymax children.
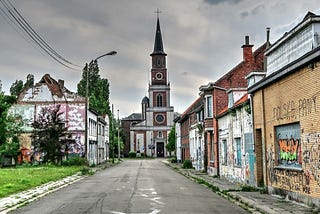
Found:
<box><xmin>128</xmin><ymin>17</ymin><xmax>174</xmax><ymax>157</ymax></box>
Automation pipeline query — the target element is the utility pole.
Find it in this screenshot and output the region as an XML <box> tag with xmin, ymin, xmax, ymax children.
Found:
<box><xmin>84</xmin><ymin>51</ymin><xmax>117</xmax><ymax>160</ymax></box>
<box><xmin>117</xmin><ymin>109</ymin><xmax>120</xmax><ymax>161</ymax></box>
<box><xmin>112</xmin><ymin>105</ymin><xmax>115</xmax><ymax>163</ymax></box>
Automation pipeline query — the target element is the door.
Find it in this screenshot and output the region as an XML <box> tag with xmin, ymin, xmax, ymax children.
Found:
<box><xmin>157</xmin><ymin>142</ymin><xmax>164</xmax><ymax>157</ymax></box>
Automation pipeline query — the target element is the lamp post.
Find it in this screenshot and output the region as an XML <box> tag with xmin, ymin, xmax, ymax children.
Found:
<box><xmin>84</xmin><ymin>51</ymin><xmax>117</xmax><ymax>159</ymax></box>
<box><xmin>117</xmin><ymin>109</ymin><xmax>120</xmax><ymax>161</ymax></box>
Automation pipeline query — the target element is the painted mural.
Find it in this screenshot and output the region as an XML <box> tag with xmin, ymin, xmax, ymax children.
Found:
<box><xmin>11</xmin><ymin>102</ymin><xmax>86</xmax><ymax>163</ymax></box>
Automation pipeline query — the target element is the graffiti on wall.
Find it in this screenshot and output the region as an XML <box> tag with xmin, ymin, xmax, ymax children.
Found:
<box><xmin>302</xmin><ymin>132</ymin><xmax>320</xmax><ymax>187</ymax></box>
<box><xmin>267</xmin><ymin>132</ymin><xmax>320</xmax><ymax>195</ymax></box>
<box><xmin>278</xmin><ymin>138</ymin><xmax>302</xmax><ymax>165</ymax></box>
<box><xmin>271</xmin><ymin>168</ymin><xmax>311</xmax><ymax>194</ymax></box>
<box><xmin>273</xmin><ymin>95</ymin><xmax>317</xmax><ymax>121</ymax></box>
<box><xmin>276</xmin><ymin>123</ymin><xmax>301</xmax><ymax>168</ymax></box>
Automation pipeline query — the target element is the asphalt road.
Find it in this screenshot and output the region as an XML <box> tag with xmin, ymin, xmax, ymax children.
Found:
<box><xmin>11</xmin><ymin>159</ymin><xmax>249</xmax><ymax>214</ymax></box>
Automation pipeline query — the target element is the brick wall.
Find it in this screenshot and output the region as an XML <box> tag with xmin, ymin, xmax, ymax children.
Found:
<box><xmin>252</xmin><ymin>60</ymin><xmax>320</xmax><ymax>205</ymax></box>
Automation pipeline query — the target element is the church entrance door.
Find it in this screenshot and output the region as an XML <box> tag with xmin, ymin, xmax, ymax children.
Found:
<box><xmin>156</xmin><ymin>142</ymin><xmax>164</xmax><ymax>157</ymax></box>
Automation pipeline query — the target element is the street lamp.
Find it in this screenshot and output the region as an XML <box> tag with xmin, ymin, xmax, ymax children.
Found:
<box><xmin>117</xmin><ymin>109</ymin><xmax>120</xmax><ymax>161</ymax></box>
<box><xmin>84</xmin><ymin>51</ymin><xmax>117</xmax><ymax>159</ymax></box>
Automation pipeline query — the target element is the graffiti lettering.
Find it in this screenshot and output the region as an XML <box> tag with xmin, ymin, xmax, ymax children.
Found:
<box><xmin>271</xmin><ymin>168</ymin><xmax>310</xmax><ymax>194</ymax></box>
<box><xmin>273</xmin><ymin>96</ymin><xmax>317</xmax><ymax>121</ymax></box>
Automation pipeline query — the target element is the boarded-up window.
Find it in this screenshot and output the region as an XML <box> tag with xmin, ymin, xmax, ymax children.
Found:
<box><xmin>275</xmin><ymin>123</ymin><xmax>301</xmax><ymax>169</ymax></box>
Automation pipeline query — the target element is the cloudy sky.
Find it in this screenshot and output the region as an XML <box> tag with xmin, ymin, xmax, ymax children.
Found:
<box><xmin>1</xmin><ymin>0</ymin><xmax>319</xmax><ymax>118</ymax></box>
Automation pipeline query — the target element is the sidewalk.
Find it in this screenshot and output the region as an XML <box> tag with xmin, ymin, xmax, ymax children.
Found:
<box><xmin>0</xmin><ymin>160</ymin><xmax>119</xmax><ymax>214</ymax></box>
<box><xmin>164</xmin><ymin>161</ymin><xmax>317</xmax><ymax>214</ymax></box>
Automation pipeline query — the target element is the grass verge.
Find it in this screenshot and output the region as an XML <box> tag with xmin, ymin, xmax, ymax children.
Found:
<box><xmin>0</xmin><ymin>165</ymin><xmax>82</xmax><ymax>198</ymax></box>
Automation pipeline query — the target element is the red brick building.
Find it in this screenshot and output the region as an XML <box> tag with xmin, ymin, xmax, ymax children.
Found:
<box><xmin>200</xmin><ymin>36</ymin><xmax>268</xmax><ymax>176</ymax></box>
<box><xmin>175</xmin><ymin>97</ymin><xmax>203</xmax><ymax>164</ymax></box>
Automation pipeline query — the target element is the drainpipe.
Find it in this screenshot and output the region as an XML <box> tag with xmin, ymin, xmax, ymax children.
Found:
<box><xmin>261</xmin><ymin>89</ymin><xmax>268</xmax><ymax>190</ymax></box>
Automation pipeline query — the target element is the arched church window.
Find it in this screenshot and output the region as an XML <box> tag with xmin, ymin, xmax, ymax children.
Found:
<box><xmin>156</xmin><ymin>94</ymin><xmax>163</xmax><ymax>107</ymax></box>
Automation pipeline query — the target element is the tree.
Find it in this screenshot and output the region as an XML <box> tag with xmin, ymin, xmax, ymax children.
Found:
<box><xmin>0</xmin><ymin>92</ymin><xmax>22</xmax><ymax>164</ymax></box>
<box><xmin>10</xmin><ymin>80</ymin><xmax>24</xmax><ymax>97</ymax></box>
<box><xmin>24</xmin><ymin>74</ymin><xmax>34</xmax><ymax>89</ymax></box>
<box><xmin>31</xmin><ymin>105</ymin><xmax>68</xmax><ymax>164</ymax></box>
<box><xmin>166</xmin><ymin>125</ymin><xmax>176</xmax><ymax>157</ymax></box>
<box><xmin>108</xmin><ymin>115</ymin><xmax>124</xmax><ymax>162</ymax></box>
<box><xmin>77</xmin><ymin>61</ymin><xmax>111</xmax><ymax>116</ymax></box>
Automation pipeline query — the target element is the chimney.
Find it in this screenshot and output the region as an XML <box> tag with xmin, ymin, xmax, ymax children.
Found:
<box><xmin>58</xmin><ymin>79</ymin><xmax>64</xmax><ymax>89</ymax></box>
<box><xmin>266</xmin><ymin>27</ymin><xmax>270</xmax><ymax>49</ymax></box>
<box><xmin>241</xmin><ymin>35</ymin><xmax>254</xmax><ymax>63</ymax></box>
<box><xmin>264</xmin><ymin>28</ymin><xmax>271</xmax><ymax>72</ymax></box>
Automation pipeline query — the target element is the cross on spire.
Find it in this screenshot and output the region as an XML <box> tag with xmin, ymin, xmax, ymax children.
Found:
<box><xmin>155</xmin><ymin>8</ymin><xmax>162</xmax><ymax>19</ymax></box>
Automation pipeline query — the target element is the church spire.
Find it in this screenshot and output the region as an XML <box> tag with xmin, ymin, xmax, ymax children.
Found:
<box><xmin>151</xmin><ymin>17</ymin><xmax>166</xmax><ymax>56</ymax></box>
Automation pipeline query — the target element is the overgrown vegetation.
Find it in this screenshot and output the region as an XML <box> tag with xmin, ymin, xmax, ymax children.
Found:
<box><xmin>61</xmin><ymin>157</ymin><xmax>87</xmax><ymax>166</ymax></box>
<box><xmin>77</xmin><ymin>60</ymin><xmax>111</xmax><ymax>116</ymax></box>
<box><xmin>169</xmin><ymin>156</ymin><xmax>177</xmax><ymax>163</ymax></box>
<box><xmin>0</xmin><ymin>165</ymin><xmax>82</xmax><ymax>198</ymax></box>
<box><xmin>182</xmin><ymin>160</ymin><xmax>193</xmax><ymax>169</ymax></box>
<box><xmin>0</xmin><ymin>91</ymin><xmax>22</xmax><ymax>165</ymax></box>
<box><xmin>31</xmin><ymin>105</ymin><xmax>69</xmax><ymax>164</ymax></box>
<box><xmin>128</xmin><ymin>151</ymin><xmax>136</xmax><ymax>158</ymax></box>
<box><xmin>166</xmin><ymin>125</ymin><xmax>176</xmax><ymax>156</ymax></box>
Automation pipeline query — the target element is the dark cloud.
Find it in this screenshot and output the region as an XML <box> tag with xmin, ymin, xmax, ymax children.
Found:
<box><xmin>240</xmin><ymin>4</ymin><xmax>265</xmax><ymax>19</ymax></box>
<box><xmin>251</xmin><ymin>4</ymin><xmax>265</xmax><ymax>15</ymax></box>
<box><xmin>204</xmin><ymin>0</ymin><xmax>243</xmax><ymax>5</ymax></box>
<box><xmin>240</xmin><ymin>11</ymin><xmax>249</xmax><ymax>18</ymax></box>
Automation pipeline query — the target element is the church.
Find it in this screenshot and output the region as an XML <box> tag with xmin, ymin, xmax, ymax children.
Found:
<box><xmin>128</xmin><ymin>16</ymin><xmax>175</xmax><ymax>157</ymax></box>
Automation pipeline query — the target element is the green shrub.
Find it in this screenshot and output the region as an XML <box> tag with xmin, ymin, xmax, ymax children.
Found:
<box><xmin>182</xmin><ymin>160</ymin><xmax>193</xmax><ymax>169</ymax></box>
<box><xmin>80</xmin><ymin>167</ymin><xmax>94</xmax><ymax>175</ymax></box>
<box><xmin>62</xmin><ymin>156</ymin><xmax>87</xmax><ymax>166</ymax></box>
<box><xmin>169</xmin><ymin>156</ymin><xmax>177</xmax><ymax>163</ymax></box>
<box><xmin>128</xmin><ymin>152</ymin><xmax>136</xmax><ymax>158</ymax></box>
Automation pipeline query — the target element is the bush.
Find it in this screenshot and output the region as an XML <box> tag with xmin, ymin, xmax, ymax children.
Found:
<box><xmin>169</xmin><ymin>156</ymin><xmax>177</xmax><ymax>163</ymax></box>
<box><xmin>128</xmin><ymin>152</ymin><xmax>136</xmax><ymax>158</ymax></box>
<box><xmin>81</xmin><ymin>167</ymin><xmax>94</xmax><ymax>175</ymax></box>
<box><xmin>62</xmin><ymin>156</ymin><xmax>87</xmax><ymax>166</ymax></box>
<box><xmin>182</xmin><ymin>160</ymin><xmax>193</xmax><ymax>169</ymax></box>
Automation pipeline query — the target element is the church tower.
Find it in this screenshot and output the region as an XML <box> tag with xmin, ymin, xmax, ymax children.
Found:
<box><xmin>129</xmin><ymin>15</ymin><xmax>174</xmax><ymax>158</ymax></box>
<box><xmin>146</xmin><ymin>16</ymin><xmax>174</xmax><ymax>157</ymax></box>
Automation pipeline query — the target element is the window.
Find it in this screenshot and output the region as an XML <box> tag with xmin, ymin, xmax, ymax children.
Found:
<box><xmin>276</xmin><ymin>123</ymin><xmax>301</xmax><ymax>169</ymax></box>
<box><xmin>205</xmin><ymin>96</ymin><xmax>212</xmax><ymax>118</ymax></box>
<box><xmin>197</xmin><ymin>109</ymin><xmax>204</xmax><ymax>122</ymax></box>
<box><xmin>210</xmin><ymin>134</ymin><xmax>214</xmax><ymax>162</ymax></box>
<box><xmin>235</xmin><ymin>138</ymin><xmax>242</xmax><ymax>166</ymax></box>
<box><xmin>158</xmin><ymin>131</ymin><xmax>163</xmax><ymax>138</ymax></box>
<box><xmin>156</xmin><ymin>94</ymin><xmax>163</xmax><ymax>107</ymax></box>
<box><xmin>222</xmin><ymin>140</ymin><xmax>227</xmax><ymax>165</ymax></box>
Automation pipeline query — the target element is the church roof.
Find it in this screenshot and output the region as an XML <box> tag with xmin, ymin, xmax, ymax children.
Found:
<box><xmin>122</xmin><ymin>113</ymin><xmax>142</xmax><ymax>121</ymax></box>
<box><xmin>151</xmin><ymin>18</ymin><xmax>166</xmax><ymax>56</ymax></box>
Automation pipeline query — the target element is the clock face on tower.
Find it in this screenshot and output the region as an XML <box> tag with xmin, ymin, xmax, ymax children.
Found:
<box><xmin>155</xmin><ymin>114</ymin><xmax>165</xmax><ymax>124</ymax></box>
<box><xmin>155</xmin><ymin>72</ymin><xmax>163</xmax><ymax>80</ymax></box>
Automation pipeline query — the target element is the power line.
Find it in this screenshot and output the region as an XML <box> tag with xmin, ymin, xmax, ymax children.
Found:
<box><xmin>6</xmin><ymin>0</ymin><xmax>79</xmax><ymax>67</ymax></box>
<box><xmin>0</xmin><ymin>0</ymin><xmax>81</xmax><ymax>70</ymax></box>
